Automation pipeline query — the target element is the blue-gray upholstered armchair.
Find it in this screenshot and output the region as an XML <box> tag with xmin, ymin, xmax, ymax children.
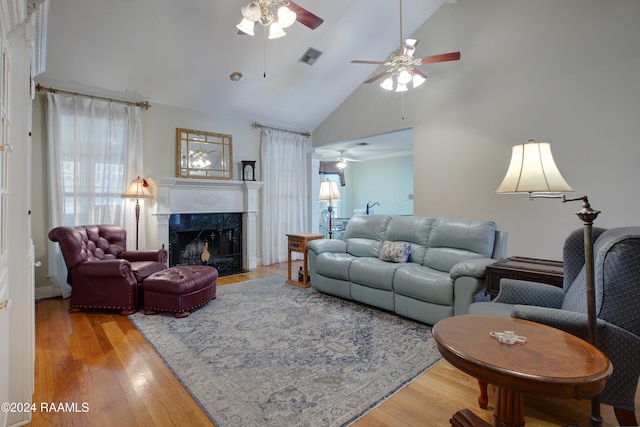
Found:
<box><xmin>469</xmin><ymin>227</ymin><xmax>640</xmax><ymax>426</ymax></box>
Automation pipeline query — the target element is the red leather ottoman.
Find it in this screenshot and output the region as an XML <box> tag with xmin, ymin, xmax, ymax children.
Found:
<box><xmin>142</xmin><ymin>265</ymin><xmax>218</xmax><ymax>318</ymax></box>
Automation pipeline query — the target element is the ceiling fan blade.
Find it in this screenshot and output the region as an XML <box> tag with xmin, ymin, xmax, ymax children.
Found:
<box><xmin>351</xmin><ymin>60</ymin><xmax>386</xmax><ymax>65</ymax></box>
<box><xmin>412</xmin><ymin>68</ymin><xmax>428</xmax><ymax>79</ymax></box>
<box><xmin>288</xmin><ymin>1</ymin><xmax>324</xmax><ymax>29</ymax></box>
<box><xmin>417</xmin><ymin>51</ymin><xmax>461</xmax><ymax>65</ymax></box>
<box><xmin>364</xmin><ymin>69</ymin><xmax>391</xmax><ymax>84</ymax></box>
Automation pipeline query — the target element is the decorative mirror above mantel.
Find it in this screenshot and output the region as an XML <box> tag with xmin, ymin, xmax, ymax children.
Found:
<box><xmin>176</xmin><ymin>128</ymin><xmax>233</xmax><ymax>180</ymax></box>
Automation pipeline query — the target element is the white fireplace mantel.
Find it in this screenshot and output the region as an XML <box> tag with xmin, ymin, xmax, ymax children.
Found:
<box><xmin>149</xmin><ymin>177</ymin><xmax>263</xmax><ymax>269</ymax></box>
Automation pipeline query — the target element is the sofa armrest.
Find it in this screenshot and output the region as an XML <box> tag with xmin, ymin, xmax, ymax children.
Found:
<box><xmin>119</xmin><ymin>249</ymin><xmax>168</xmax><ymax>264</ymax></box>
<box><xmin>75</xmin><ymin>259</ymin><xmax>133</xmax><ymax>279</ymax></box>
<box><xmin>494</xmin><ymin>279</ymin><xmax>565</xmax><ymax>307</ymax></box>
<box><xmin>307</xmin><ymin>239</ymin><xmax>347</xmax><ymax>255</ymax></box>
<box><xmin>449</xmin><ymin>258</ymin><xmax>496</xmax><ymax>280</ymax></box>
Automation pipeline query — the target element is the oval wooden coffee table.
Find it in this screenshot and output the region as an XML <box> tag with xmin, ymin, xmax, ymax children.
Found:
<box><xmin>432</xmin><ymin>315</ymin><xmax>612</xmax><ymax>427</ymax></box>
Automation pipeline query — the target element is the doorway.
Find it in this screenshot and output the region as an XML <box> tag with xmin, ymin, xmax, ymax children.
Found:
<box><xmin>316</xmin><ymin>128</ymin><xmax>414</xmax><ymax>224</ymax></box>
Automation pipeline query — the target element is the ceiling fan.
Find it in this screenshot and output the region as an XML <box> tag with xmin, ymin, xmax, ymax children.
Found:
<box><xmin>236</xmin><ymin>1</ymin><xmax>324</xmax><ymax>39</ymax></box>
<box><xmin>351</xmin><ymin>0</ymin><xmax>460</xmax><ymax>92</ymax></box>
<box><xmin>323</xmin><ymin>150</ymin><xmax>363</xmax><ymax>170</ymax></box>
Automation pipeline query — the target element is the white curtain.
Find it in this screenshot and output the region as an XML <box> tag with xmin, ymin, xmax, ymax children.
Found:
<box><xmin>260</xmin><ymin>128</ymin><xmax>308</xmax><ymax>265</ymax></box>
<box><xmin>45</xmin><ymin>93</ymin><xmax>144</xmax><ymax>297</ymax></box>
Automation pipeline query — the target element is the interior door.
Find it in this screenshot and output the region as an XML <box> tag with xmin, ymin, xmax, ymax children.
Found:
<box><xmin>0</xmin><ymin>41</ymin><xmax>10</xmax><ymax>426</ymax></box>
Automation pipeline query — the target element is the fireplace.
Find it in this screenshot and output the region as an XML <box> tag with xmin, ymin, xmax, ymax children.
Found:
<box><xmin>169</xmin><ymin>213</ymin><xmax>243</xmax><ymax>275</ymax></box>
<box><xmin>149</xmin><ymin>177</ymin><xmax>263</xmax><ymax>271</ymax></box>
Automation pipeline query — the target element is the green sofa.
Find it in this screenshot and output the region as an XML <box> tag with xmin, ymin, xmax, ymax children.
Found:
<box><xmin>307</xmin><ymin>215</ymin><xmax>508</xmax><ymax>325</ymax></box>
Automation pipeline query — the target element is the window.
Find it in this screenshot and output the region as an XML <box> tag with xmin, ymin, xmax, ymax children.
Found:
<box><xmin>47</xmin><ymin>93</ymin><xmax>142</xmax><ymax>226</ymax></box>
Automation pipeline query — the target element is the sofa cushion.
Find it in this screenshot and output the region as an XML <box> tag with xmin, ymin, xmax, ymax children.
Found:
<box><xmin>346</xmin><ymin>238</ymin><xmax>382</xmax><ymax>258</ymax></box>
<box><xmin>424</xmin><ymin>218</ymin><xmax>497</xmax><ymax>272</ymax></box>
<box><xmin>350</xmin><ymin>257</ymin><xmax>408</xmax><ymax>291</ymax></box>
<box><xmin>384</xmin><ymin>216</ymin><xmax>433</xmax><ymax>264</ymax></box>
<box><xmin>393</xmin><ymin>265</ymin><xmax>454</xmax><ymax>306</ymax></box>
<box><xmin>316</xmin><ymin>252</ymin><xmax>357</xmax><ymax>281</ymax></box>
<box><xmin>343</xmin><ymin>214</ymin><xmax>390</xmax><ymax>241</ymax></box>
<box><xmin>343</xmin><ymin>215</ymin><xmax>390</xmax><ymax>257</ymax></box>
<box><xmin>379</xmin><ymin>241</ymin><xmax>411</xmax><ymax>263</ymax></box>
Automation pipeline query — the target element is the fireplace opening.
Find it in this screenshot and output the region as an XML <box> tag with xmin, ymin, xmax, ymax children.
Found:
<box><xmin>168</xmin><ymin>213</ymin><xmax>244</xmax><ymax>276</ymax></box>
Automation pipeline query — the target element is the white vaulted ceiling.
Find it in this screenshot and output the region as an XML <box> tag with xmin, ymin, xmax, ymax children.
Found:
<box><xmin>37</xmin><ymin>0</ymin><xmax>447</xmax><ymax>132</ymax></box>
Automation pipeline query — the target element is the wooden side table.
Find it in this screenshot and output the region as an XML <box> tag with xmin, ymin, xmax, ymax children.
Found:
<box><xmin>285</xmin><ymin>233</ymin><xmax>324</xmax><ymax>288</ymax></box>
<box><xmin>433</xmin><ymin>315</ymin><xmax>612</xmax><ymax>427</ymax></box>
<box><xmin>485</xmin><ymin>256</ymin><xmax>563</xmax><ymax>299</ymax></box>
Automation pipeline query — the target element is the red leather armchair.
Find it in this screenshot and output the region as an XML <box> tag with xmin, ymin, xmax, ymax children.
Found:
<box><xmin>49</xmin><ymin>224</ymin><xmax>168</xmax><ymax>315</ymax></box>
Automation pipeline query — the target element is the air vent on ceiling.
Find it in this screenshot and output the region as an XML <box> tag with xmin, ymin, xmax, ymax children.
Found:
<box><xmin>299</xmin><ymin>47</ymin><xmax>323</xmax><ymax>66</ymax></box>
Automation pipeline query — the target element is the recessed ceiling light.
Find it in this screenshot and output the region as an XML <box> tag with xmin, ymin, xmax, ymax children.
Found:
<box><xmin>356</xmin><ymin>142</ymin><xmax>370</xmax><ymax>146</ymax></box>
<box><xmin>229</xmin><ymin>71</ymin><xmax>243</xmax><ymax>82</ymax></box>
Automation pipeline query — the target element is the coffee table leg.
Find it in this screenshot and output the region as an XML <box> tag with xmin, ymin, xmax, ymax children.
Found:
<box><xmin>450</xmin><ymin>386</ymin><xmax>525</xmax><ymax>427</ymax></box>
<box><xmin>494</xmin><ymin>386</ymin><xmax>525</xmax><ymax>427</ymax></box>
<box><xmin>478</xmin><ymin>380</ymin><xmax>489</xmax><ymax>409</ymax></box>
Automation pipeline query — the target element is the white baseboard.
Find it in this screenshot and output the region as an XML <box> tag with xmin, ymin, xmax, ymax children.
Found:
<box><xmin>34</xmin><ymin>285</ymin><xmax>54</xmax><ymax>301</ymax></box>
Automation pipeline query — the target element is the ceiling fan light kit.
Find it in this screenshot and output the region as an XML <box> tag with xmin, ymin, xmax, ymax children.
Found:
<box><xmin>236</xmin><ymin>0</ymin><xmax>323</xmax><ymax>40</ymax></box>
<box><xmin>236</xmin><ymin>18</ymin><xmax>256</xmax><ymax>36</ymax></box>
<box><xmin>268</xmin><ymin>21</ymin><xmax>287</xmax><ymax>39</ymax></box>
<box><xmin>277</xmin><ymin>5</ymin><xmax>297</xmax><ymax>27</ymax></box>
<box><xmin>380</xmin><ymin>68</ymin><xmax>427</xmax><ymax>92</ymax></box>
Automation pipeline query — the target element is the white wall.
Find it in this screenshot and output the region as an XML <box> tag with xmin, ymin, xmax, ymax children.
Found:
<box><xmin>348</xmin><ymin>156</ymin><xmax>414</xmax><ymax>216</ymax></box>
<box><xmin>31</xmin><ymin>91</ymin><xmax>50</xmax><ymax>295</ymax></box>
<box><xmin>142</xmin><ymin>104</ymin><xmax>261</xmax><ymax>180</ymax></box>
<box><xmin>313</xmin><ymin>0</ymin><xmax>640</xmax><ymax>260</ymax></box>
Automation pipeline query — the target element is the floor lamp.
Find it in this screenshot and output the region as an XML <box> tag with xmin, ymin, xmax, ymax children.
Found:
<box><xmin>317</xmin><ymin>179</ymin><xmax>342</xmax><ymax>239</ymax></box>
<box><xmin>121</xmin><ymin>176</ymin><xmax>154</xmax><ymax>250</ymax></box>
<box><xmin>496</xmin><ymin>139</ymin><xmax>603</xmax><ymax>426</ymax></box>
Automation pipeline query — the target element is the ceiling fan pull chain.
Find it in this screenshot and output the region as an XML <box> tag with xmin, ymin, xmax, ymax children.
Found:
<box><xmin>263</xmin><ymin>33</ymin><xmax>267</xmax><ymax>77</ymax></box>
<box><xmin>401</xmin><ymin>93</ymin><xmax>405</xmax><ymax>120</ymax></box>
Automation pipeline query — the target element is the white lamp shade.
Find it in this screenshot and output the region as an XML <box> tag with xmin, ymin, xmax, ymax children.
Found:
<box><xmin>268</xmin><ymin>22</ymin><xmax>286</xmax><ymax>39</ymax></box>
<box><xmin>412</xmin><ymin>73</ymin><xmax>426</xmax><ymax>88</ymax></box>
<box><xmin>317</xmin><ymin>180</ymin><xmax>342</xmax><ymax>202</ymax></box>
<box><xmin>397</xmin><ymin>69</ymin><xmax>412</xmax><ymax>85</ymax></box>
<box><xmin>236</xmin><ymin>18</ymin><xmax>256</xmax><ymax>36</ymax></box>
<box><xmin>496</xmin><ymin>140</ymin><xmax>574</xmax><ymax>194</ymax></box>
<box><xmin>122</xmin><ymin>176</ymin><xmax>154</xmax><ymax>200</ymax></box>
<box><xmin>240</xmin><ymin>0</ymin><xmax>261</xmax><ymax>20</ymax></box>
<box><xmin>380</xmin><ymin>76</ymin><xmax>394</xmax><ymax>91</ymax></box>
<box><xmin>395</xmin><ymin>83</ymin><xmax>408</xmax><ymax>93</ymax></box>
<box><xmin>277</xmin><ymin>6</ymin><xmax>297</xmax><ymax>28</ymax></box>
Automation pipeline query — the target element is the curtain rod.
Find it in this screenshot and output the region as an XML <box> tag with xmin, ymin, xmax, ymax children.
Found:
<box><xmin>35</xmin><ymin>84</ymin><xmax>151</xmax><ymax>110</ymax></box>
<box><xmin>251</xmin><ymin>121</ymin><xmax>310</xmax><ymax>137</ymax></box>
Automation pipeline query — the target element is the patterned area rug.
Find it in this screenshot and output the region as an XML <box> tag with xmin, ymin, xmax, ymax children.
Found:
<box><xmin>130</xmin><ymin>276</ymin><xmax>441</xmax><ymax>426</ymax></box>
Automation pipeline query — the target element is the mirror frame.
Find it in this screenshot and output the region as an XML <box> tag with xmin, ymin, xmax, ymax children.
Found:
<box><xmin>176</xmin><ymin>128</ymin><xmax>233</xmax><ymax>180</ymax></box>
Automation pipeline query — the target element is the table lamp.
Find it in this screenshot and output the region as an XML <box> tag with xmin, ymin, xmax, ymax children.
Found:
<box><xmin>497</xmin><ymin>139</ymin><xmax>603</xmax><ymax>426</ymax></box>
<box><xmin>317</xmin><ymin>179</ymin><xmax>342</xmax><ymax>239</ymax></box>
<box><xmin>121</xmin><ymin>176</ymin><xmax>154</xmax><ymax>249</ymax></box>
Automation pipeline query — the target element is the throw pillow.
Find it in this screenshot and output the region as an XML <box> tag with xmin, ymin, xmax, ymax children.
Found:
<box><xmin>379</xmin><ymin>241</ymin><xmax>411</xmax><ymax>263</ymax></box>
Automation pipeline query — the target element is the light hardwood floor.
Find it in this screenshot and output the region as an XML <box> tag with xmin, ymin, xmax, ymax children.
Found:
<box><xmin>32</xmin><ymin>262</ymin><xmax>638</xmax><ymax>426</ymax></box>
